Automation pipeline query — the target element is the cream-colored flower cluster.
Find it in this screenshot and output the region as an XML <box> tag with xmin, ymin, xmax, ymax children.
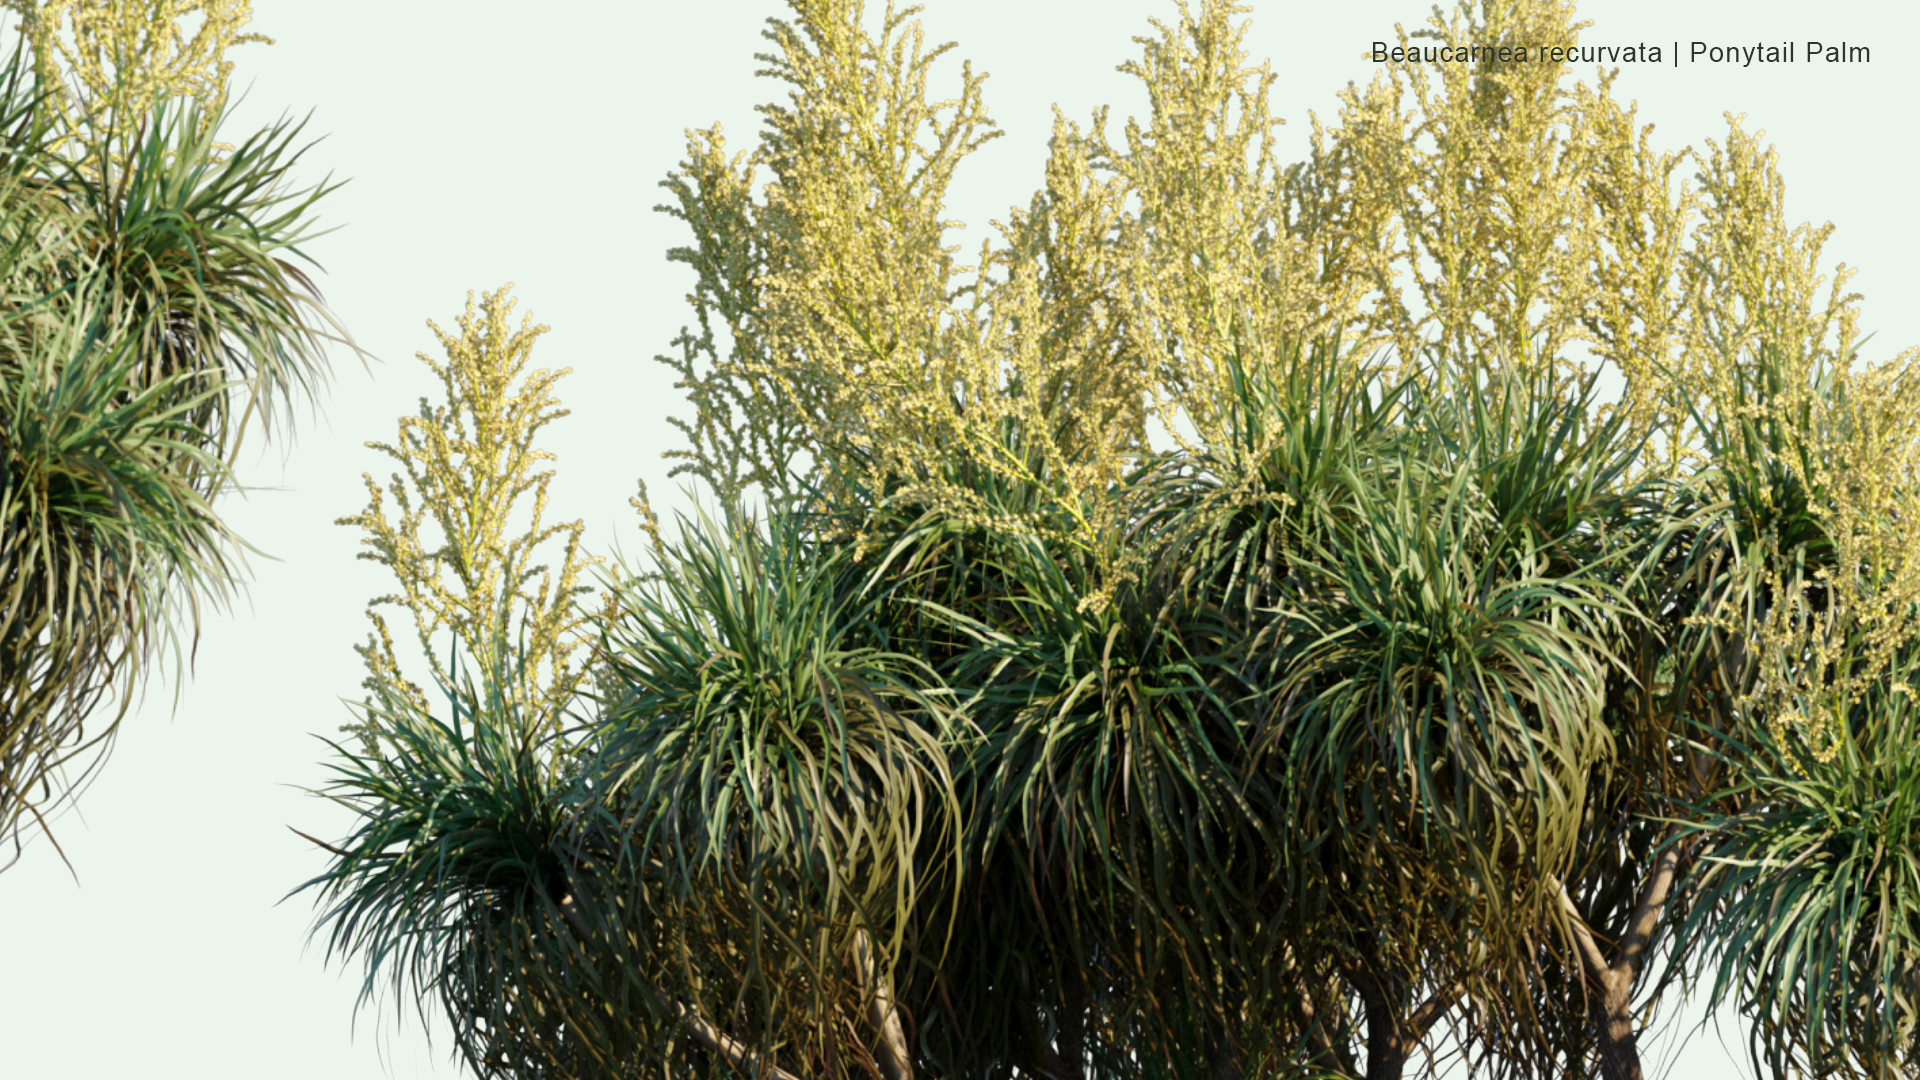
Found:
<box><xmin>1743</xmin><ymin>349</ymin><xmax>1920</xmax><ymax>763</ymax></box>
<box><xmin>6</xmin><ymin>0</ymin><xmax>264</xmax><ymax>109</ymax></box>
<box><xmin>657</xmin><ymin>1</ymin><xmax>1668</xmax><ymax>526</ymax></box>
<box><xmin>655</xmin><ymin>0</ymin><xmax>1920</xmax><ymax>698</ymax></box>
<box><xmin>5</xmin><ymin>0</ymin><xmax>265</xmax><ymax>164</ymax></box>
<box><xmin>339</xmin><ymin>287</ymin><xmax>604</xmax><ymax>738</ymax></box>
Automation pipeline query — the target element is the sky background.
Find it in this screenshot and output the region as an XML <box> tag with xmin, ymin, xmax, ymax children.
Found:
<box><xmin>4</xmin><ymin>1</ymin><xmax>1919</xmax><ymax>1076</ymax></box>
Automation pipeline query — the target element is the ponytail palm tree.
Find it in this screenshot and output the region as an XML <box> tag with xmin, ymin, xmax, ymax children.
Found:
<box><xmin>1650</xmin><ymin>332</ymin><xmax>1920</xmax><ymax>1080</ymax></box>
<box><xmin>1677</xmin><ymin>645</ymin><xmax>1920</xmax><ymax>1080</ymax></box>
<box><xmin>922</xmin><ymin>479</ymin><xmax>1265</xmax><ymax>1080</ymax></box>
<box><xmin>587</xmin><ymin>505</ymin><xmax>961</xmax><ymax>1080</ymax></box>
<box><xmin>1135</xmin><ymin>341</ymin><xmax>1671</xmax><ymax>1079</ymax></box>
<box><xmin>303</xmin><ymin>505</ymin><xmax>964</xmax><ymax>1080</ymax></box>
<box><xmin>1</xmin><ymin>42</ymin><xmax>344</xmax><ymax>869</ymax></box>
<box><xmin>295</xmin><ymin>2</ymin><xmax>1920</xmax><ymax>1077</ymax></box>
<box><xmin>0</xmin><ymin>263</ymin><xmax>240</xmax><ymax>870</ymax></box>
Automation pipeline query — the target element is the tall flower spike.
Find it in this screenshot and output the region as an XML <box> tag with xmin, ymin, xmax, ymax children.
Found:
<box><xmin>337</xmin><ymin>286</ymin><xmax>605</xmax><ymax>741</ymax></box>
<box><xmin>4</xmin><ymin>0</ymin><xmax>269</xmax><ymax>167</ymax></box>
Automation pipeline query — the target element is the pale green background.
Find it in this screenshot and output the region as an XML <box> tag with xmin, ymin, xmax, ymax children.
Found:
<box><xmin>3</xmin><ymin>1</ymin><xmax>1915</xmax><ymax>1076</ymax></box>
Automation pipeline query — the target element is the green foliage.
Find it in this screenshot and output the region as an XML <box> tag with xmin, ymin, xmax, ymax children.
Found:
<box><xmin>587</xmin><ymin>506</ymin><xmax>960</xmax><ymax>1077</ymax></box>
<box><xmin>295</xmin><ymin>651</ymin><xmax>629</xmax><ymax>1077</ymax></box>
<box><xmin>0</xmin><ymin>268</ymin><xmax>237</xmax><ymax>869</ymax></box>
<box><xmin>1677</xmin><ymin>652</ymin><xmax>1920</xmax><ymax>1080</ymax></box>
<box><xmin>0</xmin><ymin>36</ymin><xmax>341</xmax><ymax>869</ymax></box>
<box><xmin>298</xmin><ymin>0</ymin><xmax>1920</xmax><ymax>1077</ymax></box>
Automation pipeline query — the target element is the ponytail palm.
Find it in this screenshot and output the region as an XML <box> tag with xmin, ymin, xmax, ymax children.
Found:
<box><xmin>1172</xmin><ymin>348</ymin><xmax>1658</xmax><ymax>1077</ymax></box>
<box><xmin>1290</xmin><ymin>363</ymin><xmax>1677</xmax><ymax>1080</ymax></box>
<box><xmin>1677</xmin><ymin>646</ymin><xmax>1920</xmax><ymax>1080</ymax></box>
<box><xmin>294</xmin><ymin>1</ymin><xmax>1920</xmax><ymax>1075</ymax></box>
<box><xmin>938</xmin><ymin>513</ymin><xmax>1273</xmax><ymax>1078</ymax></box>
<box><xmin>1660</xmin><ymin>335</ymin><xmax>1920</xmax><ymax>1080</ymax></box>
<box><xmin>0</xmin><ymin>271</ymin><xmax>239</xmax><ymax>868</ymax></box>
<box><xmin>54</xmin><ymin>96</ymin><xmax>341</xmax><ymax>439</ymax></box>
<box><xmin>0</xmin><ymin>58</ymin><xmax>343</xmax><ymax>868</ymax></box>
<box><xmin>587</xmin><ymin>506</ymin><xmax>961</xmax><ymax>1079</ymax></box>
<box><xmin>295</xmin><ymin>663</ymin><xmax>609</xmax><ymax>1078</ymax></box>
<box><xmin>302</xmin><ymin>506</ymin><xmax>963</xmax><ymax>1080</ymax></box>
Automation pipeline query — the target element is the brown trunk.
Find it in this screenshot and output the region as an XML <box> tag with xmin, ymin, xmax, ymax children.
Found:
<box><xmin>1353</xmin><ymin>974</ymin><xmax>1409</xmax><ymax>1080</ymax></box>
<box><xmin>1557</xmin><ymin>842</ymin><xmax>1689</xmax><ymax>1080</ymax></box>
<box><xmin>853</xmin><ymin>929</ymin><xmax>914</xmax><ymax>1080</ymax></box>
<box><xmin>1362</xmin><ymin>1005</ymin><xmax>1408</xmax><ymax>1080</ymax></box>
<box><xmin>1591</xmin><ymin>971</ymin><xmax>1643</xmax><ymax>1080</ymax></box>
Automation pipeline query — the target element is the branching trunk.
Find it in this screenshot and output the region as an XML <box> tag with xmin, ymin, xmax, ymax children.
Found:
<box><xmin>1349</xmin><ymin>970</ymin><xmax>1459</xmax><ymax>1080</ymax></box>
<box><xmin>558</xmin><ymin>893</ymin><xmax>805</xmax><ymax>1080</ymax></box>
<box><xmin>1558</xmin><ymin>838</ymin><xmax>1691</xmax><ymax>1080</ymax></box>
